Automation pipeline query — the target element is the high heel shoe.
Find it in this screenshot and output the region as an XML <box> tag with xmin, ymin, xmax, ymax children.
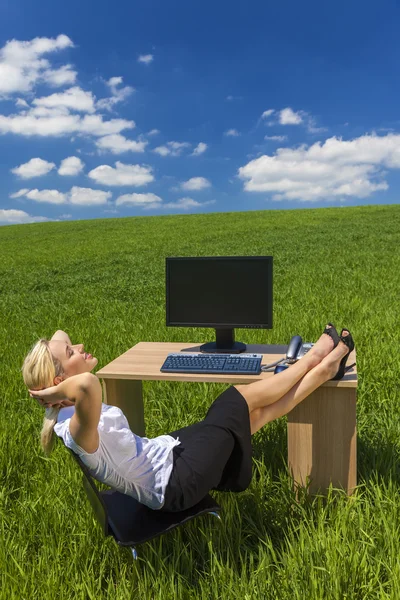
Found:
<box><xmin>330</xmin><ymin>329</ymin><xmax>355</xmax><ymax>380</ymax></box>
<box><xmin>323</xmin><ymin>322</ymin><xmax>340</xmax><ymax>348</ymax></box>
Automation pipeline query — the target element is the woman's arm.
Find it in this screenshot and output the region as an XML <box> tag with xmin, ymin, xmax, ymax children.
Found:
<box><xmin>69</xmin><ymin>373</ymin><xmax>102</xmax><ymax>453</ymax></box>
<box><xmin>30</xmin><ymin>373</ymin><xmax>102</xmax><ymax>453</ymax></box>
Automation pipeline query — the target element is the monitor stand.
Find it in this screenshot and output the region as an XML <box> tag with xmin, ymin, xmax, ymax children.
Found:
<box><xmin>199</xmin><ymin>328</ymin><xmax>246</xmax><ymax>354</ymax></box>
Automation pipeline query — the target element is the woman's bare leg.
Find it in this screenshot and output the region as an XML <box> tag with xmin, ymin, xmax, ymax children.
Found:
<box><xmin>248</xmin><ymin>339</ymin><xmax>349</xmax><ymax>434</ymax></box>
<box><xmin>234</xmin><ymin>327</ymin><xmax>336</xmax><ymax>413</ymax></box>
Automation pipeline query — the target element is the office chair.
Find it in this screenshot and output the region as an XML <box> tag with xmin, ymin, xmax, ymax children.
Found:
<box><xmin>67</xmin><ymin>447</ymin><xmax>222</xmax><ymax>559</ymax></box>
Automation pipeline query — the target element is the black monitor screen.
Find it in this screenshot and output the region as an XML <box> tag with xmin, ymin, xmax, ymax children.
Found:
<box><xmin>166</xmin><ymin>256</ymin><xmax>273</xmax><ymax>328</ymax></box>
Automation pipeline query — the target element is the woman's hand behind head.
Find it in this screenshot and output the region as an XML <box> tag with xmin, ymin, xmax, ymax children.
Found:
<box><xmin>29</xmin><ymin>382</ymin><xmax>73</xmax><ymax>409</ymax></box>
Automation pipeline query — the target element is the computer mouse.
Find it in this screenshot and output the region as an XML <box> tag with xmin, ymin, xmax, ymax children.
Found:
<box><xmin>274</xmin><ymin>364</ymin><xmax>289</xmax><ymax>374</ymax></box>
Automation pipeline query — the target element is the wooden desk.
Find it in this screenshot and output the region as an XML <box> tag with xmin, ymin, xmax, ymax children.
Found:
<box><xmin>96</xmin><ymin>342</ymin><xmax>357</xmax><ymax>495</ymax></box>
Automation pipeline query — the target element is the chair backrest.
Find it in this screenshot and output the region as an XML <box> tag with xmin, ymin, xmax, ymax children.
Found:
<box><xmin>66</xmin><ymin>447</ymin><xmax>110</xmax><ymax>536</ymax></box>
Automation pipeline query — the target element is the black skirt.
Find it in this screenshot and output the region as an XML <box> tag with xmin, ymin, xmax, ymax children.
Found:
<box><xmin>160</xmin><ymin>386</ymin><xmax>252</xmax><ymax>512</ymax></box>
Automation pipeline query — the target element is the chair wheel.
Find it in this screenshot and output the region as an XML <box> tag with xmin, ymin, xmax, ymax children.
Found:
<box><xmin>208</xmin><ymin>511</ymin><xmax>221</xmax><ymax>521</ymax></box>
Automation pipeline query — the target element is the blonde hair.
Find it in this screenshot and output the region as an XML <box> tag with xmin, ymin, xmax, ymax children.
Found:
<box><xmin>22</xmin><ymin>339</ymin><xmax>65</xmax><ymax>455</ymax></box>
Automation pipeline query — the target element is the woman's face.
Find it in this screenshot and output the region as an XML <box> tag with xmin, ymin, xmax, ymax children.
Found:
<box><xmin>48</xmin><ymin>340</ymin><xmax>98</xmax><ymax>382</ymax></box>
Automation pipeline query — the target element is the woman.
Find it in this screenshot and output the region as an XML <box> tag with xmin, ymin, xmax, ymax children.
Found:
<box><xmin>22</xmin><ymin>324</ymin><xmax>354</xmax><ymax>512</ymax></box>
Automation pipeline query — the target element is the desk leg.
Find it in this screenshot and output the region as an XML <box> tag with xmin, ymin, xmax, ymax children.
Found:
<box><xmin>287</xmin><ymin>386</ymin><xmax>357</xmax><ymax>495</ymax></box>
<box><xmin>100</xmin><ymin>379</ymin><xmax>146</xmax><ymax>436</ymax></box>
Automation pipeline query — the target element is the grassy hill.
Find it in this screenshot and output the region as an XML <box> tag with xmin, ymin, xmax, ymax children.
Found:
<box><xmin>1</xmin><ymin>204</ymin><xmax>400</xmax><ymax>599</ymax></box>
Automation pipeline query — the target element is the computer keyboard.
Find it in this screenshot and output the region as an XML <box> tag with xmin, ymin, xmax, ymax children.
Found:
<box><xmin>160</xmin><ymin>353</ymin><xmax>263</xmax><ymax>375</ymax></box>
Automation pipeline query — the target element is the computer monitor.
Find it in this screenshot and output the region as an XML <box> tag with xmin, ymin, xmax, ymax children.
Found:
<box><xmin>166</xmin><ymin>256</ymin><xmax>273</xmax><ymax>353</ymax></box>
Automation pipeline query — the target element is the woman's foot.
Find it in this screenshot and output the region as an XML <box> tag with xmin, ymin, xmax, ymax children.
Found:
<box><xmin>305</xmin><ymin>324</ymin><xmax>339</xmax><ymax>367</ymax></box>
<box><xmin>318</xmin><ymin>330</ymin><xmax>354</xmax><ymax>380</ymax></box>
<box><xmin>323</xmin><ymin>322</ymin><xmax>340</xmax><ymax>348</ymax></box>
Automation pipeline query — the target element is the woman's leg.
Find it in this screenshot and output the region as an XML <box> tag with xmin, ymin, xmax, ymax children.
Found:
<box><xmin>246</xmin><ymin>339</ymin><xmax>349</xmax><ymax>434</ymax></box>
<box><xmin>234</xmin><ymin>328</ymin><xmax>336</xmax><ymax>414</ymax></box>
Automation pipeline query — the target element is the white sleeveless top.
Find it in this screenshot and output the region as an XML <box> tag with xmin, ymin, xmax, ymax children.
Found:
<box><xmin>54</xmin><ymin>403</ymin><xmax>180</xmax><ymax>510</ymax></box>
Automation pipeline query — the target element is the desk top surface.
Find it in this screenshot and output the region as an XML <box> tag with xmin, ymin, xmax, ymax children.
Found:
<box><xmin>96</xmin><ymin>342</ymin><xmax>357</xmax><ymax>388</ymax></box>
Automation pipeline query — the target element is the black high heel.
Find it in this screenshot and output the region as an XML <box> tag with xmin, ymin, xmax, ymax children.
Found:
<box><xmin>323</xmin><ymin>322</ymin><xmax>340</xmax><ymax>348</ymax></box>
<box><xmin>330</xmin><ymin>329</ymin><xmax>355</xmax><ymax>380</ymax></box>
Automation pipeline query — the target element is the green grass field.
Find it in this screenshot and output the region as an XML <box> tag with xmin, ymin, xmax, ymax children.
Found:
<box><xmin>1</xmin><ymin>204</ymin><xmax>400</xmax><ymax>599</ymax></box>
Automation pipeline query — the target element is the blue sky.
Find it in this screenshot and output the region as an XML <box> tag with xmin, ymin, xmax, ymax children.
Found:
<box><xmin>1</xmin><ymin>0</ymin><xmax>400</xmax><ymax>225</ymax></box>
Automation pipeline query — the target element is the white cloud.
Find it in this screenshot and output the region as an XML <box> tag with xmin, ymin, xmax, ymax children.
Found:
<box><xmin>88</xmin><ymin>161</ymin><xmax>154</xmax><ymax>186</ymax></box>
<box><xmin>115</xmin><ymin>192</ymin><xmax>162</xmax><ymax>207</ymax></box>
<box><xmin>107</xmin><ymin>76</ymin><xmax>123</xmax><ymax>87</ymax></box>
<box><xmin>9</xmin><ymin>188</ymin><xmax>30</xmax><ymax>198</ymax></box>
<box><xmin>0</xmin><ymin>209</ymin><xmax>50</xmax><ymax>225</ymax></box>
<box><xmin>25</xmin><ymin>189</ymin><xmax>67</xmax><ymax>204</ymax></box>
<box><xmin>181</xmin><ymin>177</ymin><xmax>211</xmax><ymax>191</ymax></box>
<box><xmin>0</xmin><ymin>110</ymin><xmax>135</xmax><ymax>137</ymax></box>
<box><xmin>224</xmin><ymin>129</ymin><xmax>240</xmax><ymax>137</ymax></box>
<box><xmin>58</xmin><ymin>156</ymin><xmax>84</xmax><ymax>176</ymax></box>
<box><xmin>237</xmin><ymin>133</ymin><xmax>400</xmax><ymax>201</ymax></box>
<box><xmin>153</xmin><ymin>141</ymin><xmax>190</xmax><ymax>157</ymax></box>
<box><xmin>29</xmin><ymin>106</ymin><xmax>70</xmax><ymax>118</ymax></box>
<box><xmin>16</xmin><ymin>98</ymin><xmax>29</xmax><ymax>108</ymax></box>
<box><xmin>69</xmin><ymin>186</ymin><xmax>111</xmax><ymax>206</ymax></box>
<box><xmin>264</xmin><ymin>135</ymin><xmax>288</xmax><ymax>142</ymax></box>
<box><xmin>262</xmin><ymin>107</ymin><xmax>325</xmax><ymax>133</ymax></box>
<box><xmin>106</xmin><ymin>76</ymin><xmax>133</xmax><ymax>95</ymax></box>
<box><xmin>261</xmin><ymin>109</ymin><xmax>275</xmax><ymax>119</ymax></box>
<box><xmin>307</xmin><ymin>117</ymin><xmax>327</xmax><ymax>134</ymax></box>
<box><xmin>164</xmin><ymin>197</ymin><xmax>216</xmax><ymax>210</ymax></box>
<box><xmin>96</xmin><ymin>134</ymin><xmax>147</xmax><ymax>154</ymax></box>
<box><xmin>78</xmin><ymin>115</ymin><xmax>135</xmax><ymax>137</ymax></box>
<box><xmin>11</xmin><ymin>157</ymin><xmax>55</xmax><ymax>178</ymax></box>
<box><xmin>147</xmin><ymin>129</ymin><xmax>160</xmax><ymax>136</ymax></box>
<box><xmin>279</xmin><ymin>108</ymin><xmax>303</xmax><ymax>125</ymax></box>
<box><xmin>153</xmin><ymin>146</ymin><xmax>170</xmax><ymax>157</ymax></box>
<box><xmin>10</xmin><ymin>186</ymin><xmax>111</xmax><ymax>206</ymax></box>
<box><xmin>43</xmin><ymin>64</ymin><xmax>76</xmax><ymax>87</ymax></box>
<box><xmin>97</xmin><ymin>77</ymin><xmax>134</xmax><ymax>111</ymax></box>
<box><xmin>114</xmin><ymin>193</ymin><xmax>215</xmax><ymax>211</ymax></box>
<box><xmin>0</xmin><ymin>34</ymin><xmax>74</xmax><ymax>95</ymax></box>
<box><xmin>162</xmin><ymin>141</ymin><xmax>190</xmax><ymax>155</ymax></box>
<box><xmin>138</xmin><ymin>54</ymin><xmax>154</xmax><ymax>64</ymax></box>
<box><xmin>192</xmin><ymin>142</ymin><xmax>208</xmax><ymax>156</ymax></box>
<box><xmin>0</xmin><ymin>111</ymin><xmax>78</xmax><ymax>136</ymax></box>
<box><xmin>33</xmin><ymin>86</ymin><xmax>96</xmax><ymax>113</ymax></box>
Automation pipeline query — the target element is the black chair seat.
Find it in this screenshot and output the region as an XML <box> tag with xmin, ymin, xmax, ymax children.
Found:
<box><xmin>101</xmin><ymin>488</ymin><xmax>221</xmax><ymax>546</ymax></box>
<box><xmin>66</xmin><ymin>447</ymin><xmax>221</xmax><ymax>553</ymax></box>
